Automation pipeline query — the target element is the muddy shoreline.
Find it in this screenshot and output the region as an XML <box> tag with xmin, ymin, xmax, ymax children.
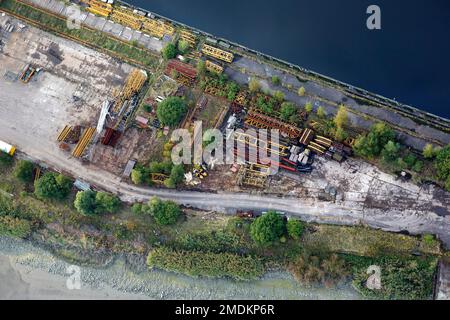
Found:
<box><xmin>0</xmin><ymin>236</ymin><xmax>363</xmax><ymax>300</ymax></box>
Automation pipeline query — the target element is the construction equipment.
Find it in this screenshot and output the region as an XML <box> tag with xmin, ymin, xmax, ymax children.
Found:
<box><xmin>179</xmin><ymin>29</ymin><xmax>197</xmax><ymax>47</ymax></box>
<box><xmin>237</xmin><ymin>164</ymin><xmax>269</xmax><ymax>188</ymax></box>
<box><xmin>72</xmin><ymin>127</ymin><xmax>96</xmax><ymax>158</ymax></box>
<box><xmin>113</xmin><ymin>69</ymin><xmax>147</xmax><ymax>113</ymax></box>
<box><xmin>193</xmin><ymin>164</ymin><xmax>208</xmax><ymax>179</ymax></box>
<box><xmin>20</xmin><ymin>64</ymin><xmax>36</xmax><ymax>83</ymax></box>
<box><xmin>142</xmin><ymin>18</ymin><xmax>175</xmax><ymax>38</ymax></box>
<box><xmin>205</xmin><ymin>60</ymin><xmax>224</xmax><ymax>74</ymax></box>
<box><xmin>245</xmin><ymin>110</ymin><xmax>302</xmax><ymax>138</ymax></box>
<box><xmin>81</xmin><ymin>0</ymin><xmax>113</xmax><ymax>17</ymax></box>
<box><xmin>57</xmin><ymin>125</ymin><xmax>72</xmax><ymax>142</ymax></box>
<box><xmin>314</xmin><ymin>135</ymin><xmax>332</xmax><ymax>148</ymax></box>
<box><xmin>110</xmin><ymin>6</ymin><xmax>144</xmax><ymax>30</ymax></box>
<box><xmin>201</xmin><ymin>44</ymin><xmax>234</xmax><ymax>63</ymax></box>
<box><xmin>0</xmin><ymin>140</ymin><xmax>15</xmax><ymax>156</ymax></box>
<box><xmin>234</xmin><ymin>131</ymin><xmax>289</xmax><ymax>157</ymax></box>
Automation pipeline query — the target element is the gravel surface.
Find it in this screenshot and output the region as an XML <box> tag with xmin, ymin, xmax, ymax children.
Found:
<box><xmin>0</xmin><ymin>236</ymin><xmax>363</xmax><ymax>300</ymax></box>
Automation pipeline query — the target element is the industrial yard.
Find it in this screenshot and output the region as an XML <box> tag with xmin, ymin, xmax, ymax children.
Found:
<box><xmin>1</xmin><ymin>0</ymin><xmax>450</xmax><ymax>301</ymax></box>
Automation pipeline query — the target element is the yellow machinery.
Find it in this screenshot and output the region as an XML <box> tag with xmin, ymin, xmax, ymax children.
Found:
<box><xmin>205</xmin><ymin>60</ymin><xmax>223</xmax><ymax>74</ymax></box>
<box><xmin>81</xmin><ymin>0</ymin><xmax>112</xmax><ymax>17</ymax></box>
<box><xmin>57</xmin><ymin>125</ymin><xmax>72</xmax><ymax>142</ymax></box>
<box><xmin>237</xmin><ymin>164</ymin><xmax>269</xmax><ymax>188</ymax></box>
<box><xmin>234</xmin><ymin>131</ymin><xmax>289</xmax><ymax>157</ymax></box>
<box><xmin>201</xmin><ymin>44</ymin><xmax>234</xmax><ymax>63</ymax></box>
<box><xmin>72</xmin><ymin>127</ymin><xmax>96</xmax><ymax>158</ymax></box>
<box><xmin>110</xmin><ymin>6</ymin><xmax>144</xmax><ymax>30</ymax></box>
<box><xmin>113</xmin><ymin>69</ymin><xmax>147</xmax><ymax>113</ymax></box>
<box><xmin>179</xmin><ymin>29</ymin><xmax>197</xmax><ymax>47</ymax></box>
<box><xmin>142</xmin><ymin>18</ymin><xmax>175</xmax><ymax>38</ymax></box>
<box><xmin>308</xmin><ymin>141</ymin><xmax>326</xmax><ymax>155</ymax></box>
<box><xmin>0</xmin><ymin>140</ymin><xmax>15</xmax><ymax>156</ymax></box>
<box><xmin>315</xmin><ymin>135</ymin><xmax>332</xmax><ymax>148</ymax></box>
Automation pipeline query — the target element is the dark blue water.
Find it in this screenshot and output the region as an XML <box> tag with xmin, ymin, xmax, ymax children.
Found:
<box><xmin>128</xmin><ymin>0</ymin><xmax>450</xmax><ymax>118</ymax></box>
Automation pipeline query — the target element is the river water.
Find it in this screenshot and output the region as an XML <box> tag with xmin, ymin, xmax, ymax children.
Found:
<box><xmin>126</xmin><ymin>0</ymin><xmax>450</xmax><ymax>118</ymax></box>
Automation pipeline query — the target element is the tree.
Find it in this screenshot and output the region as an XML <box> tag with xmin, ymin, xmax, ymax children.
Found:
<box><xmin>131</xmin><ymin>168</ymin><xmax>145</xmax><ymax>185</ymax></box>
<box><xmin>148</xmin><ymin>197</ymin><xmax>181</xmax><ymax>225</ymax></box>
<box><xmin>304</xmin><ymin>102</ymin><xmax>313</xmax><ymax>113</ymax></box>
<box><xmin>226</xmin><ymin>81</ymin><xmax>240</xmax><ymax>101</ymax></box>
<box><xmin>34</xmin><ymin>173</ymin><xmax>72</xmax><ymax>200</ymax></box>
<box><xmin>280</xmin><ymin>102</ymin><xmax>296</xmax><ymax>122</ymax></box>
<box><xmin>317</xmin><ymin>106</ymin><xmax>326</xmax><ymax>118</ymax></box>
<box><xmin>334</xmin><ymin>126</ymin><xmax>348</xmax><ymax>142</ymax></box>
<box><xmin>423</xmin><ymin>144</ymin><xmax>435</xmax><ymax>159</ymax></box>
<box><xmin>169</xmin><ymin>165</ymin><xmax>185</xmax><ymax>186</ymax></box>
<box><xmin>13</xmin><ymin>160</ymin><xmax>34</xmax><ymax>182</ymax></box>
<box><xmin>157</xmin><ymin>96</ymin><xmax>187</xmax><ymax>127</ymax></box>
<box><xmin>95</xmin><ymin>192</ymin><xmax>120</xmax><ymax>214</ymax></box>
<box><xmin>249</xmin><ymin>78</ymin><xmax>260</xmax><ymax>93</ymax></box>
<box><xmin>353</xmin><ymin>123</ymin><xmax>396</xmax><ymax>158</ymax></box>
<box><xmin>334</xmin><ymin>105</ymin><xmax>348</xmax><ymax>128</ymax></box>
<box><xmin>162</xmin><ymin>43</ymin><xmax>177</xmax><ymax>60</ymax></box>
<box><xmin>435</xmin><ymin>144</ymin><xmax>450</xmax><ymax>181</ymax></box>
<box><xmin>273</xmin><ymin>90</ymin><xmax>285</xmax><ymax>102</ymax></box>
<box><xmin>298</xmin><ymin>86</ymin><xmax>306</xmax><ymax>96</ymax></box>
<box><xmin>287</xmin><ymin>219</ymin><xmax>304</xmax><ymax>240</ymax></box>
<box><xmin>177</xmin><ymin>39</ymin><xmax>190</xmax><ymax>54</ymax></box>
<box><xmin>250</xmin><ymin>211</ymin><xmax>285</xmax><ymax>245</ymax></box>
<box><xmin>0</xmin><ymin>152</ymin><xmax>13</xmax><ymax>167</ymax></box>
<box><xmin>271</xmin><ymin>76</ymin><xmax>281</xmax><ymax>86</ymax></box>
<box><xmin>381</xmin><ymin>140</ymin><xmax>401</xmax><ymax>163</ymax></box>
<box><xmin>132</xmin><ymin>203</ymin><xmax>143</xmax><ymax>215</ymax></box>
<box><xmin>196</xmin><ymin>60</ymin><xmax>206</xmax><ymax>76</ymax></box>
<box><xmin>74</xmin><ymin>190</ymin><xmax>97</xmax><ymax>215</ymax></box>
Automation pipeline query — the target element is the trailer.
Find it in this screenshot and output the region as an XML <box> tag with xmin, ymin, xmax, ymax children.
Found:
<box><xmin>0</xmin><ymin>140</ymin><xmax>16</xmax><ymax>156</ymax></box>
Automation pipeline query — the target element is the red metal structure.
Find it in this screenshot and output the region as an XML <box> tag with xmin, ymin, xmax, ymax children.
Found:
<box><xmin>165</xmin><ymin>59</ymin><xmax>197</xmax><ymax>81</ymax></box>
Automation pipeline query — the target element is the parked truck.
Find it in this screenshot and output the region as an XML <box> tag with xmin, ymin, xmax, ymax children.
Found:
<box><xmin>0</xmin><ymin>140</ymin><xmax>16</xmax><ymax>156</ymax></box>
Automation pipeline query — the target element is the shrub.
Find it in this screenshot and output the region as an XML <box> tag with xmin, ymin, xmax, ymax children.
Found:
<box><xmin>226</xmin><ymin>81</ymin><xmax>240</xmax><ymax>101</ymax></box>
<box><xmin>250</xmin><ymin>211</ymin><xmax>285</xmax><ymax>245</ymax></box>
<box><xmin>0</xmin><ymin>151</ymin><xmax>13</xmax><ymax>167</ymax></box>
<box><xmin>280</xmin><ymin>102</ymin><xmax>296</xmax><ymax>122</ymax></box>
<box><xmin>131</xmin><ymin>203</ymin><xmax>143</xmax><ymax>215</ymax></box>
<box><xmin>147</xmin><ymin>247</ymin><xmax>265</xmax><ymax>281</ymax></box>
<box><xmin>146</xmin><ymin>197</ymin><xmax>181</xmax><ymax>225</ymax></box>
<box><xmin>95</xmin><ymin>192</ymin><xmax>120</xmax><ymax>214</ymax></box>
<box><xmin>13</xmin><ymin>160</ymin><xmax>34</xmax><ymax>182</ymax></box>
<box><xmin>273</xmin><ymin>90</ymin><xmax>285</xmax><ymax>102</ymax></box>
<box><xmin>156</xmin><ymin>97</ymin><xmax>187</xmax><ymax>127</ymax></box>
<box><xmin>287</xmin><ymin>219</ymin><xmax>304</xmax><ymax>239</ymax></box>
<box><xmin>354</xmin><ymin>123</ymin><xmax>396</xmax><ymax>159</ymax></box>
<box><xmin>271</xmin><ymin>76</ymin><xmax>281</xmax><ymax>86</ymax></box>
<box><xmin>177</xmin><ymin>39</ymin><xmax>190</xmax><ymax>54</ymax></box>
<box><xmin>131</xmin><ymin>168</ymin><xmax>145</xmax><ymax>185</ymax></box>
<box><xmin>288</xmin><ymin>252</ymin><xmax>349</xmax><ymax>287</ymax></box>
<box><xmin>34</xmin><ymin>172</ymin><xmax>72</xmax><ymax>200</ymax></box>
<box><xmin>317</xmin><ymin>106</ymin><xmax>326</xmax><ymax>118</ymax></box>
<box><xmin>162</xmin><ymin>43</ymin><xmax>177</xmax><ymax>60</ymax></box>
<box><xmin>249</xmin><ymin>78</ymin><xmax>260</xmax><ymax>93</ymax></box>
<box><xmin>381</xmin><ymin>141</ymin><xmax>401</xmax><ymax>163</ymax></box>
<box><xmin>143</xmin><ymin>104</ymin><xmax>152</xmax><ymax>113</ymax></box>
<box><xmin>74</xmin><ymin>190</ymin><xmax>120</xmax><ymax>215</ymax></box>
<box><xmin>304</xmin><ymin>102</ymin><xmax>313</xmax><ymax>113</ymax></box>
<box><xmin>435</xmin><ymin>144</ymin><xmax>450</xmax><ymax>181</ymax></box>
<box><xmin>298</xmin><ymin>86</ymin><xmax>305</xmax><ymax>96</ymax></box>
<box><xmin>0</xmin><ymin>215</ymin><xmax>32</xmax><ymax>238</ymax></box>
<box><xmin>423</xmin><ymin>144</ymin><xmax>435</xmax><ymax>159</ymax></box>
<box><xmin>334</xmin><ymin>104</ymin><xmax>348</xmax><ymax>128</ymax></box>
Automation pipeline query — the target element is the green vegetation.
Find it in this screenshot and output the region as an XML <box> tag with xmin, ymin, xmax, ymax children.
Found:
<box><xmin>196</xmin><ymin>60</ymin><xmax>206</xmax><ymax>77</ymax></box>
<box><xmin>147</xmin><ymin>247</ymin><xmax>264</xmax><ymax>281</ymax></box>
<box><xmin>0</xmin><ymin>0</ymin><xmax>157</xmax><ymax>67</ymax></box>
<box><xmin>273</xmin><ymin>90</ymin><xmax>285</xmax><ymax>102</ymax></box>
<box><xmin>164</xmin><ymin>164</ymin><xmax>185</xmax><ymax>189</ymax></box>
<box><xmin>435</xmin><ymin>144</ymin><xmax>450</xmax><ymax>182</ymax></box>
<box><xmin>423</xmin><ymin>144</ymin><xmax>436</xmax><ymax>159</ymax></box>
<box><xmin>317</xmin><ymin>106</ymin><xmax>326</xmax><ymax>118</ymax></box>
<box><xmin>143</xmin><ymin>197</ymin><xmax>181</xmax><ymax>226</ymax></box>
<box><xmin>74</xmin><ymin>190</ymin><xmax>120</xmax><ymax>215</ymax></box>
<box><xmin>249</xmin><ymin>78</ymin><xmax>260</xmax><ymax>93</ymax></box>
<box><xmin>280</xmin><ymin>102</ymin><xmax>297</xmax><ymax>123</ymax></box>
<box><xmin>13</xmin><ymin>160</ymin><xmax>34</xmax><ymax>182</ymax></box>
<box><xmin>288</xmin><ymin>252</ymin><xmax>349</xmax><ymax>287</ymax></box>
<box><xmin>304</xmin><ymin>102</ymin><xmax>313</xmax><ymax>113</ymax></box>
<box><xmin>250</xmin><ymin>211</ymin><xmax>285</xmax><ymax>245</ymax></box>
<box><xmin>353</xmin><ymin>123</ymin><xmax>395</xmax><ymax>159</ymax></box>
<box><xmin>0</xmin><ymin>151</ymin><xmax>13</xmax><ymax>167</ymax></box>
<box><xmin>177</xmin><ymin>39</ymin><xmax>190</xmax><ymax>55</ymax></box>
<box><xmin>298</xmin><ymin>86</ymin><xmax>306</xmax><ymax>96</ymax></box>
<box><xmin>156</xmin><ymin>96</ymin><xmax>187</xmax><ymax>127</ymax></box>
<box><xmin>345</xmin><ymin>255</ymin><xmax>437</xmax><ymax>300</ymax></box>
<box><xmin>162</xmin><ymin>43</ymin><xmax>177</xmax><ymax>60</ymax></box>
<box><xmin>381</xmin><ymin>140</ymin><xmax>401</xmax><ymax>164</ymax></box>
<box><xmin>0</xmin><ymin>215</ymin><xmax>32</xmax><ymax>238</ymax></box>
<box><xmin>287</xmin><ymin>219</ymin><xmax>304</xmax><ymax>240</ymax></box>
<box><xmin>34</xmin><ymin>172</ymin><xmax>72</xmax><ymax>200</ymax></box>
<box><xmin>271</xmin><ymin>75</ymin><xmax>281</xmax><ymax>86</ymax></box>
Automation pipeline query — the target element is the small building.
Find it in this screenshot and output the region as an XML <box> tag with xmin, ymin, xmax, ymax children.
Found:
<box><xmin>122</xmin><ymin>160</ymin><xmax>136</xmax><ymax>177</ymax></box>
